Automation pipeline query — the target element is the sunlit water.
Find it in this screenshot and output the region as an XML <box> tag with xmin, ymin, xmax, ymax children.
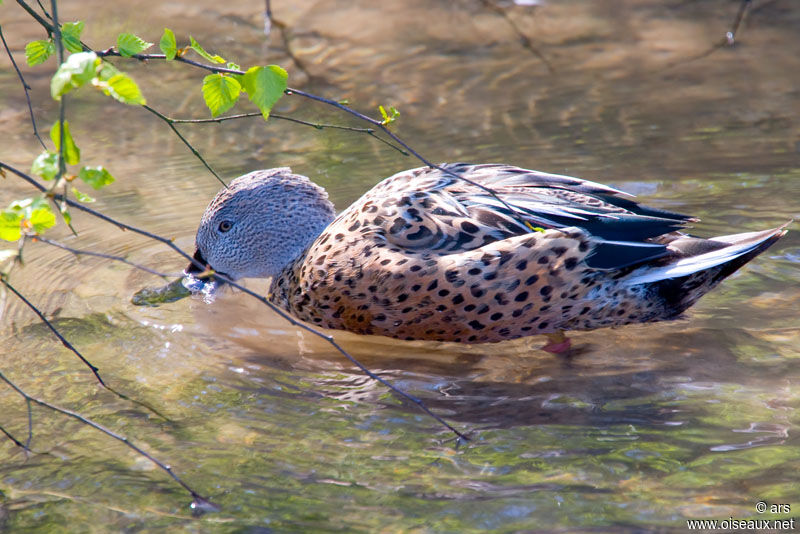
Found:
<box><xmin>1</xmin><ymin>0</ymin><xmax>799</xmax><ymax>531</ymax></box>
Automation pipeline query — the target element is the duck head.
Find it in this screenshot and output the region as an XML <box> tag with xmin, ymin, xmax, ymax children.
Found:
<box><xmin>186</xmin><ymin>168</ymin><xmax>336</xmax><ymax>286</ymax></box>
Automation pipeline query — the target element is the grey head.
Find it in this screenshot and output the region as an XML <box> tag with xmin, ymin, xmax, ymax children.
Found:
<box><xmin>187</xmin><ymin>168</ymin><xmax>336</xmax><ymax>281</ymax></box>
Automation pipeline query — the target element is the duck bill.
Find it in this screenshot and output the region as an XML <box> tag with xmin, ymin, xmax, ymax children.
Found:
<box><xmin>185</xmin><ymin>248</ymin><xmax>209</xmax><ymax>276</ymax></box>
<box><xmin>183</xmin><ymin>249</ymin><xmax>226</xmax><ymax>295</ymax></box>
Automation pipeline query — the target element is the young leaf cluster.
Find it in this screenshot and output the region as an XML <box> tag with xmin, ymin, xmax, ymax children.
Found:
<box><xmin>161</xmin><ymin>30</ymin><xmax>288</xmax><ymax>119</ymax></box>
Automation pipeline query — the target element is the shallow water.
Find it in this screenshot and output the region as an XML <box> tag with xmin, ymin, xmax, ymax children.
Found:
<box><xmin>1</xmin><ymin>0</ymin><xmax>799</xmax><ymax>531</ymax></box>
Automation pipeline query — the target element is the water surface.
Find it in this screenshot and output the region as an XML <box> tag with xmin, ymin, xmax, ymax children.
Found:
<box><xmin>1</xmin><ymin>0</ymin><xmax>799</xmax><ymax>531</ymax></box>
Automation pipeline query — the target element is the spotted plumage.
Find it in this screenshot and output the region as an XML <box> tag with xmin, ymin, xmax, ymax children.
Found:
<box><xmin>188</xmin><ymin>163</ymin><xmax>787</xmax><ymax>344</ymax></box>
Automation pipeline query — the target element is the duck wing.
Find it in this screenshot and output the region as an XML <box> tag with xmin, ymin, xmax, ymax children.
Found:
<box><xmin>361</xmin><ymin>163</ymin><xmax>695</xmax><ymax>269</ymax></box>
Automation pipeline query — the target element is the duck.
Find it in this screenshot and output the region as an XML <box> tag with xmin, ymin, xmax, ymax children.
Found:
<box><xmin>185</xmin><ymin>163</ymin><xmax>787</xmax><ymax>352</ymax></box>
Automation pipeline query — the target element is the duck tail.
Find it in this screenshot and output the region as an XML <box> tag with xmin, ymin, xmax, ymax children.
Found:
<box><xmin>624</xmin><ymin>222</ymin><xmax>789</xmax><ymax>317</ymax></box>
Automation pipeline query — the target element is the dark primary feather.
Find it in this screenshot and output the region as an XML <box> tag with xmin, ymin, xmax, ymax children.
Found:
<box><xmin>372</xmin><ymin>163</ymin><xmax>694</xmax><ymax>270</ymax></box>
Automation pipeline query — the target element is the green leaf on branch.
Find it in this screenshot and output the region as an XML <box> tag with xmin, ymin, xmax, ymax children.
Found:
<box><xmin>25</xmin><ymin>39</ymin><xmax>55</xmax><ymax>66</ymax></box>
<box><xmin>61</xmin><ymin>21</ymin><xmax>85</xmax><ymax>53</ymax></box>
<box><xmin>31</xmin><ymin>151</ymin><xmax>60</xmax><ymax>180</ymax></box>
<box><xmin>29</xmin><ymin>205</ymin><xmax>56</xmax><ymax>234</ymax></box>
<box><xmin>104</xmin><ymin>73</ymin><xmax>146</xmax><ymax>105</ymax></box>
<box><xmin>0</xmin><ymin>211</ymin><xmax>23</xmax><ymax>242</ymax></box>
<box><xmin>50</xmin><ymin>51</ymin><xmax>99</xmax><ymax>100</ymax></box>
<box><xmin>50</xmin><ymin>120</ymin><xmax>81</xmax><ymax>166</ymax></box>
<box><xmin>189</xmin><ymin>36</ymin><xmax>226</xmax><ymax>64</ymax></box>
<box><xmin>241</xmin><ymin>65</ymin><xmax>287</xmax><ymax>120</ymax></box>
<box><xmin>79</xmin><ymin>166</ymin><xmax>115</xmax><ymax>189</ymax></box>
<box><xmin>117</xmin><ymin>32</ymin><xmax>153</xmax><ymax>57</ymax></box>
<box><xmin>378</xmin><ymin>105</ymin><xmax>400</xmax><ymax>126</ymax></box>
<box><xmin>202</xmin><ymin>73</ymin><xmax>241</xmax><ymax>117</ymax></box>
<box><xmin>160</xmin><ymin>28</ymin><xmax>177</xmax><ymax>60</ymax></box>
<box><xmin>71</xmin><ymin>187</ymin><xmax>95</xmax><ymax>203</ymax></box>
<box><xmin>92</xmin><ymin>62</ymin><xmax>146</xmax><ymax>105</ymax></box>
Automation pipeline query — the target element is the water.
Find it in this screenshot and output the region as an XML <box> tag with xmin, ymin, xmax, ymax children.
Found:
<box><xmin>1</xmin><ymin>0</ymin><xmax>799</xmax><ymax>531</ymax></box>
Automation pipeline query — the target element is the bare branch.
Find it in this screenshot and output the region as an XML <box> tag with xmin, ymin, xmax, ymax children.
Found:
<box><xmin>0</xmin><ymin>274</ymin><xmax>105</xmax><ymax>386</ymax></box>
<box><xmin>30</xmin><ymin>235</ymin><xmax>178</xmax><ymax>278</ymax></box>
<box><xmin>0</xmin><ymin>370</ymin><xmax>218</xmax><ymax>512</ymax></box>
<box><xmin>0</xmin><ymin>423</ymin><xmax>31</xmax><ymax>451</ymax></box>
<box><xmin>142</xmin><ymin>105</ymin><xmax>228</xmax><ymax>188</ymax></box>
<box><xmin>0</xmin><ymin>24</ymin><xmax>47</xmax><ymax>149</ymax></box>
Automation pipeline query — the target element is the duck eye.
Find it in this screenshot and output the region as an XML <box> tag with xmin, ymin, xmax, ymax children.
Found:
<box><xmin>218</xmin><ymin>220</ymin><xmax>233</xmax><ymax>233</ymax></box>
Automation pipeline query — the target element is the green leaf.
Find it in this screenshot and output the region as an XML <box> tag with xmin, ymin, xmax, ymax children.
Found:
<box><xmin>25</xmin><ymin>39</ymin><xmax>55</xmax><ymax>66</ymax></box>
<box><xmin>0</xmin><ymin>211</ymin><xmax>23</xmax><ymax>242</ymax></box>
<box><xmin>29</xmin><ymin>205</ymin><xmax>56</xmax><ymax>234</ymax></box>
<box><xmin>241</xmin><ymin>65</ymin><xmax>287</xmax><ymax>120</ymax></box>
<box><xmin>31</xmin><ymin>151</ymin><xmax>59</xmax><ymax>180</ymax></box>
<box><xmin>159</xmin><ymin>28</ymin><xmax>177</xmax><ymax>60</ymax></box>
<box><xmin>189</xmin><ymin>36</ymin><xmax>226</xmax><ymax>64</ymax></box>
<box><xmin>71</xmin><ymin>186</ymin><xmax>95</xmax><ymax>203</ymax></box>
<box><xmin>202</xmin><ymin>73</ymin><xmax>241</xmax><ymax>117</ymax></box>
<box><xmin>61</xmin><ymin>21</ymin><xmax>85</xmax><ymax>53</ymax></box>
<box><xmin>79</xmin><ymin>166</ymin><xmax>115</xmax><ymax>189</ymax></box>
<box><xmin>49</xmin><ymin>120</ymin><xmax>81</xmax><ymax>166</ymax></box>
<box><xmin>50</xmin><ymin>51</ymin><xmax>99</xmax><ymax>100</ymax></box>
<box><xmin>378</xmin><ymin>105</ymin><xmax>400</xmax><ymax>125</ymax></box>
<box><xmin>117</xmin><ymin>32</ymin><xmax>153</xmax><ymax>57</ymax></box>
<box><xmin>103</xmin><ymin>73</ymin><xmax>146</xmax><ymax>105</ymax></box>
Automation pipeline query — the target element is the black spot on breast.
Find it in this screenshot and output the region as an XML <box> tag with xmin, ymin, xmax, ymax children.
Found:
<box><xmin>538</xmin><ymin>321</ymin><xmax>549</xmax><ymax>329</ymax></box>
<box><xmin>452</xmin><ymin>294</ymin><xmax>465</xmax><ymax>305</ymax></box>
<box><xmin>498</xmin><ymin>250</ymin><xmax>514</xmax><ymax>265</ymax></box>
<box><xmin>579</xmin><ymin>241</ymin><xmax>589</xmax><ymax>252</ymax></box>
<box><xmin>490</xmin><ymin>312</ymin><xmax>503</xmax><ymax>321</ymax></box>
<box><xmin>525</xmin><ymin>274</ymin><xmax>539</xmax><ymax>286</ymax></box>
<box><xmin>380</xmin><ymin>259</ymin><xmax>391</xmax><ymax>266</ymax></box>
<box><xmin>438</xmin><ymin>289</ymin><xmax>450</xmax><ymax>297</ymax></box>
<box><xmin>468</xmin><ymin>267</ymin><xmax>481</xmax><ymax>276</ymax></box>
<box><xmin>494</xmin><ymin>293</ymin><xmax>509</xmax><ymax>305</ymax></box>
<box><xmin>477</xmin><ymin>304</ymin><xmax>489</xmax><ymax>314</ymax></box>
<box><xmin>540</xmin><ymin>285</ymin><xmax>553</xmax><ymax>296</ymax></box>
<box><xmin>537</xmin><ymin>255</ymin><xmax>549</xmax><ymax>264</ymax></box>
<box><xmin>411</xmin><ymin>284</ymin><xmax>421</xmax><ymax>291</ymax></box>
<box><xmin>427</xmin><ymin>279</ymin><xmax>438</xmax><ymax>291</ymax></box>
<box><xmin>514</xmin><ymin>291</ymin><xmax>529</xmax><ymax>302</ymax></box>
<box><xmin>410</xmin><ymin>265</ymin><xmax>422</xmax><ymax>272</ymax></box>
<box><xmin>470</xmin><ymin>285</ymin><xmax>485</xmax><ymax>298</ymax></box>
<box><xmin>515</xmin><ymin>260</ymin><xmax>528</xmax><ymax>271</ymax></box>
<box><xmin>397</xmin><ymin>294</ymin><xmax>409</xmax><ymax>302</ymax></box>
<box><xmin>348</xmin><ymin>220</ymin><xmax>361</xmax><ymax>232</ymax></box>
<box><xmin>464</xmin><ymin>304</ymin><xmax>476</xmax><ymax>312</ymax></box>
<box><xmin>564</xmin><ymin>257</ymin><xmax>578</xmax><ymax>270</ymax></box>
<box><xmin>483</xmin><ymin>272</ymin><xmax>497</xmax><ymax>281</ymax></box>
<box><xmin>552</xmin><ymin>246</ymin><xmax>567</xmax><ymax>257</ymax></box>
<box><xmin>468</xmin><ymin>320</ymin><xmax>485</xmax><ymax>330</ymax></box>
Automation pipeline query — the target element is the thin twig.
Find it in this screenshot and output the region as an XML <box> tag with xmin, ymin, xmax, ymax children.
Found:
<box><xmin>479</xmin><ymin>0</ymin><xmax>554</xmax><ymax>74</ymax></box>
<box><xmin>726</xmin><ymin>0</ymin><xmax>752</xmax><ymax>46</ymax></box>
<box><xmin>0</xmin><ymin>275</ymin><xmax>105</xmax><ymax>386</ymax></box>
<box><xmin>0</xmin><ymin>423</ymin><xmax>30</xmax><ymax>450</ymax></box>
<box><xmin>0</xmin><ymin>24</ymin><xmax>47</xmax><ymax>149</ymax></box>
<box><xmin>30</xmin><ymin>235</ymin><xmax>178</xmax><ymax>278</ymax></box>
<box><xmin>0</xmin><ymin>257</ymin><xmax>171</xmax><ymax>421</ymax></box>
<box><xmin>50</xmin><ymin>0</ymin><xmax>66</xmax><ymax>186</ymax></box>
<box><xmin>142</xmin><ymin>105</ymin><xmax>228</xmax><ymax>188</ymax></box>
<box><xmin>1</xmin><ymin>160</ymin><xmax>469</xmax><ymax>441</ymax></box>
<box><xmin>0</xmin><ymin>370</ymin><xmax>217</xmax><ymax>512</ymax></box>
<box><xmin>159</xmin><ymin>111</ymin><xmax>409</xmax><ymax>156</ymax></box>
